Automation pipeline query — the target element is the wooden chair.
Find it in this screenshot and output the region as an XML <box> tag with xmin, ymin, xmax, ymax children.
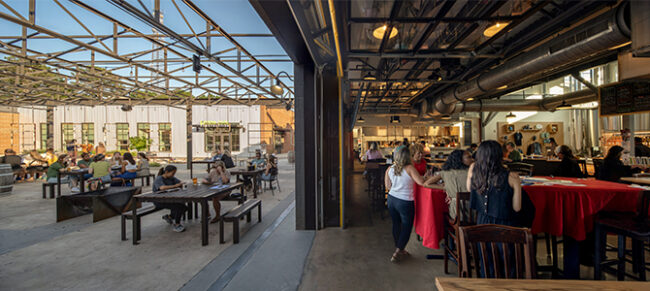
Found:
<box><xmin>506</xmin><ymin>162</ymin><xmax>534</xmax><ymax>176</ymax></box>
<box><xmin>593</xmin><ymin>158</ymin><xmax>604</xmax><ymax>179</ymax></box>
<box><xmin>443</xmin><ymin>192</ymin><xmax>475</xmax><ymax>275</ymax></box>
<box><xmin>459</xmin><ymin>224</ymin><xmax>537</xmax><ymax>279</ymax></box>
<box><xmin>594</xmin><ymin>190</ymin><xmax>650</xmax><ymax>281</ymax></box>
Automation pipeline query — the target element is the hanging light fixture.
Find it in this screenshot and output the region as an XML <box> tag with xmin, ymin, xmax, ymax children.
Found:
<box><xmin>483</xmin><ymin>22</ymin><xmax>509</xmax><ymax>37</ymax></box>
<box><xmin>363</xmin><ymin>72</ymin><xmax>376</xmax><ymax>81</ymax></box>
<box><xmin>497</xmin><ymin>85</ymin><xmax>508</xmax><ymax>90</ymax></box>
<box><xmin>440</xmin><ymin>115</ymin><xmax>451</xmax><ymax>120</ymax></box>
<box><xmin>271</xmin><ymin>71</ymin><xmax>293</xmax><ymax>95</ymax></box>
<box><xmin>373</xmin><ymin>25</ymin><xmax>398</xmax><ymax>40</ymax></box>
<box><xmin>555</xmin><ymin>100</ymin><xmax>572</xmax><ymax>110</ymax></box>
<box><xmin>357</xmin><ymin>116</ymin><xmax>365</xmax><ymax>123</ymax></box>
<box><xmin>390</xmin><ymin>116</ymin><xmax>400</xmax><ymax>123</ymax></box>
<box><xmin>505</xmin><ymin>112</ymin><xmax>517</xmax><ymax>123</ymax></box>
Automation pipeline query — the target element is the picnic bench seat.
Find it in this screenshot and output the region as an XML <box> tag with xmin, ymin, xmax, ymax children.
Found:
<box><xmin>135</xmin><ymin>173</ymin><xmax>155</xmax><ymax>186</ymax></box>
<box><xmin>42</xmin><ymin>181</ymin><xmax>57</xmax><ymax>199</ymax></box>
<box><xmin>121</xmin><ymin>203</ymin><xmax>161</xmax><ymax>241</ymax></box>
<box><xmin>220</xmin><ymin>199</ymin><xmax>261</xmax><ymax>244</ymax></box>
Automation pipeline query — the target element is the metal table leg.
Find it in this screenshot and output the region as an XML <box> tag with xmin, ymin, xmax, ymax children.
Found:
<box><xmin>201</xmin><ymin>199</ymin><xmax>209</xmax><ymax>246</ymax></box>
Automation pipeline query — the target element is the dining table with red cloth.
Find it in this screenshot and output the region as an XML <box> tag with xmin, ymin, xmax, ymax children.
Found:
<box><xmin>413</xmin><ymin>185</ymin><xmax>447</xmax><ymax>249</ymax></box>
<box><xmin>522</xmin><ymin>177</ymin><xmax>642</xmax><ymax>241</ymax></box>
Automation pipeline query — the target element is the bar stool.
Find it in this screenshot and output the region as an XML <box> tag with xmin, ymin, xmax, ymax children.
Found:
<box><xmin>594</xmin><ymin>190</ymin><xmax>650</xmax><ymax>281</ymax></box>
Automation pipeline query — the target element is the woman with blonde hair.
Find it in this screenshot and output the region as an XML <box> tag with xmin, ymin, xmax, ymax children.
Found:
<box><xmin>384</xmin><ymin>146</ymin><xmax>426</xmax><ymax>262</ymax></box>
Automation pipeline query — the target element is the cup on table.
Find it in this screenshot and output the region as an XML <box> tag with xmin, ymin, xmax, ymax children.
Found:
<box><xmin>182</xmin><ymin>183</ymin><xmax>188</xmax><ymax>190</ymax></box>
<box><xmin>192</xmin><ymin>177</ymin><xmax>198</xmax><ymax>185</ymax></box>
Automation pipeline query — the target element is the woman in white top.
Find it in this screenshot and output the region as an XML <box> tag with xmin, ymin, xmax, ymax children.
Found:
<box><xmin>112</xmin><ymin>152</ymin><xmax>138</xmax><ymax>183</ymax></box>
<box><xmin>384</xmin><ymin>146</ymin><xmax>426</xmax><ymax>262</ymax></box>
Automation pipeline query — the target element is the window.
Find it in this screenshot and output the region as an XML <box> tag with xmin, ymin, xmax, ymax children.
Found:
<box><xmin>61</xmin><ymin>123</ymin><xmax>74</xmax><ymax>149</ymax></box>
<box><xmin>204</xmin><ymin>128</ymin><xmax>240</xmax><ymax>152</ymax></box>
<box><xmin>40</xmin><ymin>123</ymin><xmax>48</xmax><ymax>150</ymax></box>
<box><xmin>159</xmin><ymin>123</ymin><xmax>171</xmax><ymax>152</ymax></box>
<box><xmin>137</xmin><ymin>123</ymin><xmax>150</xmax><ymax>151</ymax></box>
<box><xmin>116</xmin><ymin>123</ymin><xmax>129</xmax><ymax>151</ymax></box>
<box><xmin>82</xmin><ymin>123</ymin><xmax>94</xmax><ymax>145</ymax></box>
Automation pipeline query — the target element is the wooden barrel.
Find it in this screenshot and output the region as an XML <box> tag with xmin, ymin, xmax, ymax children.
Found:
<box><xmin>0</xmin><ymin>164</ymin><xmax>14</xmax><ymax>193</ymax></box>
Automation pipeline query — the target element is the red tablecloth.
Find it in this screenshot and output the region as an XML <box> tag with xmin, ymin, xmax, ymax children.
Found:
<box><xmin>413</xmin><ymin>185</ymin><xmax>447</xmax><ymax>249</ymax></box>
<box><xmin>523</xmin><ymin>177</ymin><xmax>641</xmax><ymax>241</ymax></box>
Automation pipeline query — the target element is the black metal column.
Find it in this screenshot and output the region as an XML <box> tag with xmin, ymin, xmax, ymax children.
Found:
<box><xmin>294</xmin><ymin>61</ymin><xmax>316</xmax><ymax>230</ymax></box>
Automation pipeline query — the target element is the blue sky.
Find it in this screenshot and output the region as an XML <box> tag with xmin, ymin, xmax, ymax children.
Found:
<box><xmin>0</xmin><ymin>0</ymin><xmax>293</xmax><ymax>98</ymax></box>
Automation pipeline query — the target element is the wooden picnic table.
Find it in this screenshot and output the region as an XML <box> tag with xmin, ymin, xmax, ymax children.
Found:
<box><xmin>58</xmin><ymin>168</ymin><xmax>89</xmax><ymax>194</ymax></box>
<box><xmin>230</xmin><ymin>168</ymin><xmax>264</xmax><ymax>198</ymax></box>
<box><xmin>435</xmin><ymin>277</ymin><xmax>649</xmax><ymax>291</ymax></box>
<box><xmin>132</xmin><ymin>182</ymin><xmax>244</xmax><ymax>246</ymax></box>
<box><xmin>620</xmin><ymin>176</ymin><xmax>650</xmax><ymax>185</ymax></box>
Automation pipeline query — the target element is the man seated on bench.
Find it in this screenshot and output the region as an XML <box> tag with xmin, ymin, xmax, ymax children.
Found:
<box><xmin>202</xmin><ymin>160</ymin><xmax>232</xmax><ymax>224</ymax></box>
<box><xmin>76</xmin><ymin>153</ymin><xmax>94</xmax><ymax>180</ymax></box>
<box><xmin>88</xmin><ymin>154</ymin><xmax>112</xmax><ymax>190</ymax></box>
<box><xmin>46</xmin><ymin>154</ymin><xmax>80</xmax><ymax>192</ymax></box>
<box><xmin>153</xmin><ymin>165</ymin><xmax>188</xmax><ymax>233</ymax></box>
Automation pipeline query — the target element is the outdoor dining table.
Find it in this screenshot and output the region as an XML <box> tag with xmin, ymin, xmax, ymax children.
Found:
<box><xmin>58</xmin><ymin>168</ymin><xmax>89</xmax><ymax>195</ymax></box>
<box><xmin>132</xmin><ymin>182</ymin><xmax>244</xmax><ymax>246</ymax></box>
<box><xmin>230</xmin><ymin>168</ymin><xmax>264</xmax><ymax>198</ymax></box>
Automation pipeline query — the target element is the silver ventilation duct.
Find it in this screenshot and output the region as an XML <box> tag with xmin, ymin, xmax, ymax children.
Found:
<box><xmin>460</xmin><ymin>89</ymin><xmax>596</xmax><ymax>112</ymax></box>
<box><xmin>428</xmin><ymin>4</ymin><xmax>631</xmax><ymax>115</ymax></box>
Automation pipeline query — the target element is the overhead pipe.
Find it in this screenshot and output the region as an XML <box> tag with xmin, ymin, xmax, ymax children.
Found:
<box><xmin>460</xmin><ymin>89</ymin><xmax>596</xmax><ymax>112</ymax></box>
<box><xmin>428</xmin><ymin>3</ymin><xmax>630</xmax><ymax>115</ymax></box>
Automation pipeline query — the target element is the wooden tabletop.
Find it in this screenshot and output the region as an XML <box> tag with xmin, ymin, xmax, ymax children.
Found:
<box><xmin>620</xmin><ymin>177</ymin><xmax>650</xmax><ymax>185</ymax></box>
<box><xmin>191</xmin><ymin>160</ymin><xmax>214</xmax><ymax>164</ymax></box>
<box><xmin>435</xmin><ymin>277</ymin><xmax>649</xmax><ymax>291</ymax></box>
<box><xmin>230</xmin><ymin>168</ymin><xmax>265</xmax><ymax>175</ymax></box>
<box><xmin>135</xmin><ymin>182</ymin><xmax>242</xmax><ymax>202</ymax></box>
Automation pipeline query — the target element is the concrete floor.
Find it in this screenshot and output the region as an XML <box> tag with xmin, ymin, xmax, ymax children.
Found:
<box><xmin>0</xmin><ymin>158</ymin><xmax>297</xmax><ymax>290</ymax></box>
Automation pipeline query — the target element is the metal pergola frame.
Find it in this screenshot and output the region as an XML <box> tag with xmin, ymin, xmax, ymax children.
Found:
<box><xmin>0</xmin><ymin>0</ymin><xmax>294</xmax><ymax>107</ymax></box>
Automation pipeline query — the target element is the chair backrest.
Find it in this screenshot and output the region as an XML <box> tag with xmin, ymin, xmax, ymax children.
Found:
<box><xmin>459</xmin><ymin>224</ymin><xmax>536</xmax><ymax>279</ymax></box>
<box><xmin>506</xmin><ymin>162</ymin><xmax>534</xmax><ymax>176</ymax></box>
<box><xmin>454</xmin><ymin>192</ymin><xmax>475</xmax><ymax>225</ymax></box>
<box><xmin>592</xmin><ymin>158</ymin><xmax>604</xmax><ymax>179</ymax></box>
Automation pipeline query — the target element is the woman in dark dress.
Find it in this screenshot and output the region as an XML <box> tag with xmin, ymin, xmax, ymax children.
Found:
<box><xmin>598</xmin><ymin>146</ymin><xmax>637</xmax><ymax>182</ymax></box>
<box><xmin>554</xmin><ymin>145</ymin><xmax>584</xmax><ymax>178</ymax></box>
<box><xmin>466</xmin><ymin>140</ymin><xmax>524</xmax><ymax>277</ymax></box>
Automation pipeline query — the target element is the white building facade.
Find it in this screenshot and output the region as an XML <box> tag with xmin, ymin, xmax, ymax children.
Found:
<box><xmin>16</xmin><ymin>105</ymin><xmax>265</xmax><ymax>158</ymax></box>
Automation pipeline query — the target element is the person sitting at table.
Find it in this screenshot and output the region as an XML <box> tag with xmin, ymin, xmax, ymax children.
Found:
<box><xmin>46</xmin><ymin>154</ymin><xmax>79</xmax><ymax>192</ymax></box>
<box><xmin>45</xmin><ymin>148</ymin><xmax>57</xmax><ymax>166</ymax></box>
<box><xmin>153</xmin><ymin>165</ymin><xmax>187</xmax><ymax>233</ymax></box>
<box><xmin>598</xmin><ymin>146</ymin><xmax>640</xmax><ymax>182</ymax></box>
<box><xmin>411</xmin><ymin>144</ymin><xmax>428</xmax><ymax>176</ymax></box>
<box><xmin>26</xmin><ymin>150</ymin><xmax>48</xmax><ymax>180</ymax></box>
<box><xmin>211</xmin><ymin>148</ymin><xmax>223</xmax><ymax>161</ymax></box>
<box><xmin>88</xmin><ymin>153</ymin><xmax>113</xmax><ymax>186</ymax></box>
<box><xmin>110</xmin><ymin>152</ymin><xmax>122</xmax><ymax>167</ymax></box>
<box><xmin>95</xmin><ymin>142</ymin><xmax>106</xmax><ymax>156</ymax></box>
<box><xmin>250</xmin><ymin>151</ymin><xmax>266</xmax><ymax>169</ymax></box>
<box><xmin>112</xmin><ymin>152</ymin><xmax>138</xmax><ymax>185</ymax></box>
<box><xmin>425</xmin><ymin>149</ymin><xmax>473</xmax><ymax>219</ymax></box>
<box><xmin>261</xmin><ymin>154</ymin><xmax>278</xmax><ymax>184</ymax></box>
<box><xmin>554</xmin><ymin>145</ymin><xmax>584</xmax><ymax>178</ymax></box>
<box><xmin>503</xmin><ymin>142</ymin><xmax>522</xmax><ymax>163</ymax></box>
<box><xmin>634</xmin><ymin>137</ymin><xmax>650</xmax><ymax>157</ymax></box>
<box><xmin>221</xmin><ymin>147</ymin><xmax>235</xmax><ymax>169</ymax></box>
<box><xmin>136</xmin><ymin>152</ymin><xmax>150</xmax><ymax>176</ymax></box>
<box><xmin>362</xmin><ymin>142</ymin><xmax>383</xmax><ymax>162</ymax></box>
<box><xmin>202</xmin><ymin>161</ymin><xmax>231</xmax><ymax>224</ymax></box>
<box><xmin>2</xmin><ymin>149</ymin><xmax>26</xmax><ymax>182</ymax></box>
<box><xmin>76</xmin><ymin>152</ymin><xmax>94</xmax><ymax>180</ymax></box>
<box><xmin>384</xmin><ymin>146</ymin><xmax>426</xmax><ymax>263</ymax></box>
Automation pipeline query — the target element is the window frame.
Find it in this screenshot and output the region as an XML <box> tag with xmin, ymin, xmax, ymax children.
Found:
<box><xmin>158</xmin><ymin>123</ymin><xmax>171</xmax><ymax>152</ymax></box>
<box><xmin>61</xmin><ymin>123</ymin><xmax>74</xmax><ymax>149</ymax></box>
<box><xmin>81</xmin><ymin>123</ymin><xmax>94</xmax><ymax>145</ymax></box>
<box><xmin>115</xmin><ymin>123</ymin><xmax>130</xmax><ymax>151</ymax></box>
<box><xmin>137</xmin><ymin>123</ymin><xmax>151</xmax><ymax>151</ymax></box>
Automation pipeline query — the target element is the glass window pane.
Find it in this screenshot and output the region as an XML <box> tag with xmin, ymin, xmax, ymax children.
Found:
<box><xmin>40</xmin><ymin>123</ymin><xmax>48</xmax><ymax>150</ymax></box>
<box><xmin>61</xmin><ymin>123</ymin><xmax>74</xmax><ymax>149</ymax></box>
<box><xmin>158</xmin><ymin>123</ymin><xmax>171</xmax><ymax>152</ymax></box>
<box><xmin>82</xmin><ymin>123</ymin><xmax>94</xmax><ymax>145</ymax></box>
<box><xmin>116</xmin><ymin>123</ymin><xmax>129</xmax><ymax>151</ymax></box>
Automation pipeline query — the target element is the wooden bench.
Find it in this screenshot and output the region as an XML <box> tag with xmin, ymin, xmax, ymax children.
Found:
<box><xmin>219</xmin><ymin>199</ymin><xmax>261</xmax><ymax>244</ymax></box>
<box><xmin>121</xmin><ymin>204</ymin><xmax>161</xmax><ymax>241</ymax></box>
<box><xmin>42</xmin><ymin>181</ymin><xmax>57</xmax><ymax>199</ymax></box>
<box><xmin>136</xmin><ymin>173</ymin><xmax>155</xmax><ymax>186</ymax></box>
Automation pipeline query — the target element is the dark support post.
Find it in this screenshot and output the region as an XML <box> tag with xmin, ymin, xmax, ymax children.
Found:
<box><xmin>46</xmin><ymin>106</ymin><xmax>54</xmax><ymax>149</ymax></box>
<box><xmin>294</xmin><ymin>61</ymin><xmax>316</xmax><ymax>230</ymax></box>
<box><xmin>187</xmin><ymin>102</ymin><xmax>193</xmax><ymax>173</ymax></box>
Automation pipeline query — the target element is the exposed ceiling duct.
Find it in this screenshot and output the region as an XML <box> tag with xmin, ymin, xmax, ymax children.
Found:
<box><xmin>427</xmin><ymin>3</ymin><xmax>631</xmax><ymax>115</ymax></box>
<box><xmin>460</xmin><ymin>89</ymin><xmax>596</xmax><ymax>112</ymax></box>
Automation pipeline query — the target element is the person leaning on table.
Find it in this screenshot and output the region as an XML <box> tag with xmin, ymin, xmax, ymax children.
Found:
<box><xmin>153</xmin><ymin>165</ymin><xmax>188</xmax><ymax>233</ymax></box>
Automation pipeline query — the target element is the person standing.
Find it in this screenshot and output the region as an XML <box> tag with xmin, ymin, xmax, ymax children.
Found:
<box><xmin>384</xmin><ymin>146</ymin><xmax>426</xmax><ymax>263</ymax></box>
<box><xmin>153</xmin><ymin>165</ymin><xmax>188</xmax><ymax>232</ymax></box>
<box><xmin>411</xmin><ymin>144</ymin><xmax>427</xmax><ymax>176</ymax></box>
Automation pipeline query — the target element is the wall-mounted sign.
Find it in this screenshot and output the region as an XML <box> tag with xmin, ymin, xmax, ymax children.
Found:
<box><xmin>599</xmin><ymin>80</ymin><xmax>650</xmax><ymax>116</ymax></box>
<box><xmin>194</xmin><ymin>121</ymin><xmax>242</xmax><ymax>132</ymax></box>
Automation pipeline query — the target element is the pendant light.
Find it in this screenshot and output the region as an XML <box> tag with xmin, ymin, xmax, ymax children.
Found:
<box><xmin>505</xmin><ymin>112</ymin><xmax>517</xmax><ymax>123</ymax></box>
<box><xmin>555</xmin><ymin>100</ymin><xmax>572</xmax><ymax>110</ymax></box>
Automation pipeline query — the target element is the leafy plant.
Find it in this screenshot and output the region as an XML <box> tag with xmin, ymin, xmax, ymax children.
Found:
<box><xmin>129</xmin><ymin>136</ymin><xmax>152</xmax><ymax>152</ymax></box>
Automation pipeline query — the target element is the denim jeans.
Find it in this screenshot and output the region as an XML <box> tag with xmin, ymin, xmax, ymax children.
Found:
<box><xmin>387</xmin><ymin>195</ymin><xmax>415</xmax><ymax>250</ymax></box>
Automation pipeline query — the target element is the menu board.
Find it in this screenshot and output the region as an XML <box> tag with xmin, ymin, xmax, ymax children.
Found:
<box><xmin>600</xmin><ymin>80</ymin><xmax>650</xmax><ymax>116</ymax></box>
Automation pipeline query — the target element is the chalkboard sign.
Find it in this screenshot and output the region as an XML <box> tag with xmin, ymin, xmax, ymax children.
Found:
<box><xmin>599</xmin><ymin>80</ymin><xmax>650</xmax><ymax>116</ymax></box>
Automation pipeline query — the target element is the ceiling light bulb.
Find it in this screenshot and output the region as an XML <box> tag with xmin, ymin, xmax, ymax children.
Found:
<box><xmin>484</xmin><ymin>22</ymin><xmax>510</xmax><ymax>37</ymax></box>
<box><xmin>363</xmin><ymin>72</ymin><xmax>376</xmax><ymax>81</ymax></box>
<box><xmin>497</xmin><ymin>85</ymin><xmax>508</xmax><ymax>90</ymax></box>
<box><xmin>373</xmin><ymin>25</ymin><xmax>398</xmax><ymax>40</ymax></box>
<box><xmin>271</xmin><ymin>79</ymin><xmax>283</xmax><ymax>95</ymax></box>
<box><xmin>525</xmin><ymin>94</ymin><xmax>543</xmax><ymax>100</ymax></box>
<box><xmin>466</xmin><ymin>97</ymin><xmax>475</xmax><ymax>101</ymax></box>
<box><xmin>505</xmin><ymin>112</ymin><xmax>517</xmax><ymax>123</ymax></box>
